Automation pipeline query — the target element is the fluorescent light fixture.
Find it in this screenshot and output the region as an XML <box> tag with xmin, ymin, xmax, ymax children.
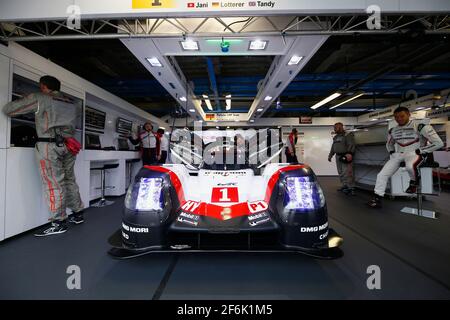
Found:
<box><xmin>225</xmin><ymin>94</ymin><xmax>231</xmax><ymax>110</ymax></box>
<box><xmin>146</xmin><ymin>57</ymin><xmax>162</xmax><ymax>67</ymax></box>
<box><xmin>264</xmin><ymin>96</ymin><xmax>272</xmax><ymax>101</ymax></box>
<box><xmin>257</xmin><ymin>108</ymin><xmax>264</xmax><ymax>112</ymax></box>
<box><xmin>423</xmin><ymin>107</ymin><xmax>432</xmax><ymax>111</ymax></box>
<box><xmin>310</xmin><ymin>92</ymin><xmax>342</xmax><ymax>110</ymax></box>
<box><xmin>159</xmin><ymin>126</ymin><xmax>165</xmax><ymax>130</ymax></box>
<box><xmin>203</xmin><ymin>94</ymin><xmax>213</xmax><ymax>111</ymax></box>
<box><xmin>180</xmin><ymin>39</ymin><xmax>199</xmax><ymax>51</ymax></box>
<box><xmin>249</xmin><ymin>40</ymin><xmax>267</xmax><ymax>50</ymax></box>
<box><xmin>288</xmin><ymin>55</ymin><xmax>303</xmax><ymax>65</ymax></box>
<box><xmin>329</xmin><ymin>92</ymin><xmax>365</xmax><ymax>110</ymax></box>
<box><xmin>370</xmin><ymin>118</ymin><xmax>378</xmax><ymax>121</ymax></box>
<box><xmin>179</xmin><ymin>96</ymin><xmax>187</xmax><ymax>102</ymax></box>
<box><xmin>249</xmin><ymin>119</ymin><xmax>255</xmax><ymax>123</ymax></box>
<box><xmin>189</xmin><ymin>109</ymin><xmax>195</xmax><ymax>112</ymax></box>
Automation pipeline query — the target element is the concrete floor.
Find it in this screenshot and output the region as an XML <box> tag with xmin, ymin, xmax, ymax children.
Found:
<box><xmin>0</xmin><ymin>177</ymin><xmax>449</xmax><ymax>300</ymax></box>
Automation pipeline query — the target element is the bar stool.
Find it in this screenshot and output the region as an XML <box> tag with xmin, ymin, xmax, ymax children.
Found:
<box><xmin>126</xmin><ymin>158</ymin><xmax>141</xmax><ymax>188</ymax></box>
<box><xmin>91</xmin><ymin>163</ymin><xmax>120</xmax><ymax>207</ymax></box>
<box><xmin>400</xmin><ymin>155</ymin><xmax>441</xmax><ymax>219</ymax></box>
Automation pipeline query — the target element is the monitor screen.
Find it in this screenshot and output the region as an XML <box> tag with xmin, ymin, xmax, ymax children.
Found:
<box><xmin>116</xmin><ymin>118</ymin><xmax>133</xmax><ymax>135</ymax></box>
<box><xmin>85</xmin><ymin>107</ymin><xmax>106</xmax><ymax>131</ymax></box>
<box><xmin>118</xmin><ymin>138</ymin><xmax>129</xmax><ymax>151</ymax></box>
<box><xmin>85</xmin><ymin>134</ymin><xmax>101</xmax><ymax>150</ymax></box>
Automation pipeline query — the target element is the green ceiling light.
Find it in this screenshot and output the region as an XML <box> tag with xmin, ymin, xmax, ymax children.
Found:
<box><xmin>220</xmin><ymin>41</ymin><xmax>230</xmax><ymax>52</ymax></box>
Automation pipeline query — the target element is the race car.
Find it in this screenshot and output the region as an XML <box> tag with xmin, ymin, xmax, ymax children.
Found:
<box><xmin>108</xmin><ymin>138</ymin><xmax>343</xmax><ymax>259</ymax></box>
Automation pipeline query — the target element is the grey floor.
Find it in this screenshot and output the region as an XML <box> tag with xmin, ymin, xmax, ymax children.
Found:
<box><xmin>1</xmin><ymin>177</ymin><xmax>449</xmax><ymax>300</ymax></box>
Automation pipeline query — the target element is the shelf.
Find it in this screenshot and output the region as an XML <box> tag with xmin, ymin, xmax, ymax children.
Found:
<box><xmin>11</xmin><ymin>118</ymin><xmax>35</xmax><ymax>126</ymax></box>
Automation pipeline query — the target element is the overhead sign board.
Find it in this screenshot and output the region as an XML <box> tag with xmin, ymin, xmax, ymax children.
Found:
<box><xmin>205</xmin><ymin>113</ymin><xmax>248</xmax><ymax>122</ymax></box>
<box><xmin>2</xmin><ymin>0</ymin><xmax>450</xmax><ymax>21</ymax></box>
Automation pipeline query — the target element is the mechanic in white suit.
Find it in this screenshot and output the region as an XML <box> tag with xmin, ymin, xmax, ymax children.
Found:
<box><xmin>367</xmin><ymin>106</ymin><xmax>444</xmax><ymax>208</ymax></box>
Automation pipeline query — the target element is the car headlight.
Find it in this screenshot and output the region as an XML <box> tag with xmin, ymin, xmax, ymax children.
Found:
<box><xmin>125</xmin><ymin>177</ymin><xmax>163</xmax><ymax>211</ymax></box>
<box><xmin>284</xmin><ymin>176</ymin><xmax>325</xmax><ymax>210</ymax></box>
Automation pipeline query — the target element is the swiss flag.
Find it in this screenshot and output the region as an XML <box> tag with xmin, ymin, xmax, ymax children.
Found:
<box><xmin>187</xmin><ymin>3</ymin><xmax>195</xmax><ymax>8</ymax></box>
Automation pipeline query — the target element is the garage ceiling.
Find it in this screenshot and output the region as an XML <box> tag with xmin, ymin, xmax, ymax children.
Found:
<box><xmin>19</xmin><ymin>32</ymin><xmax>450</xmax><ymax>118</ymax></box>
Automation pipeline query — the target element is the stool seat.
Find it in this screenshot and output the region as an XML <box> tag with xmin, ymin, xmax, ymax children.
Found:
<box><xmin>126</xmin><ymin>158</ymin><xmax>141</xmax><ymax>163</ymax></box>
<box><xmin>91</xmin><ymin>163</ymin><xmax>119</xmax><ymax>171</ymax></box>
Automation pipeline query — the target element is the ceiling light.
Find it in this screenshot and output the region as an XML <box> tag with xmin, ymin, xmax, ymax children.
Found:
<box><xmin>311</xmin><ymin>92</ymin><xmax>342</xmax><ymax>110</ymax></box>
<box><xmin>146</xmin><ymin>57</ymin><xmax>162</xmax><ymax>67</ymax></box>
<box><xmin>288</xmin><ymin>55</ymin><xmax>303</xmax><ymax>65</ymax></box>
<box><xmin>179</xmin><ymin>96</ymin><xmax>187</xmax><ymax>102</ymax></box>
<box><xmin>225</xmin><ymin>94</ymin><xmax>231</xmax><ymax>110</ymax></box>
<box><xmin>189</xmin><ymin>109</ymin><xmax>195</xmax><ymax>112</ymax></box>
<box><xmin>203</xmin><ymin>94</ymin><xmax>213</xmax><ymax>111</ymax></box>
<box><xmin>249</xmin><ymin>119</ymin><xmax>255</xmax><ymax>123</ymax></box>
<box><xmin>159</xmin><ymin>126</ymin><xmax>165</xmax><ymax>130</ymax></box>
<box><xmin>249</xmin><ymin>40</ymin><xmax>267</xmax><ymax>50</ymax></box>
<box><xmin>264</xmin><ymin>96</ymin><xmax>272</xmax><ymax>101</ymax></box>
<box><xmin>329</xmin><ymin>92</ymin><xmax>365</xmax><ymax>110</ymax></box>
<box><xmin>370</xmin><ymin>118</ymin><xmax>378</xmax><ymax>121</ymax></box>
<box><xmin>181</xmin><ymin>39</ymin><xmax>199</xmax><ymax>51</ymax></box>
<box><xmin>257</xmin><ymin>108</ymin><xmax>264</xmax><ymax>112</ymax></box>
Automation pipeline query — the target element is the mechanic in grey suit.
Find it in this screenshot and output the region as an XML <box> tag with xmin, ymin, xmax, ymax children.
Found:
<box><xmin>3</xmin><ymin>75</ymin><xmax>84</xmax><ymax>237</ymax></box>
<box><xmin>328</xmin><ymin>122</ymin><xmax>356</xmax><ymax>195</ymax></box>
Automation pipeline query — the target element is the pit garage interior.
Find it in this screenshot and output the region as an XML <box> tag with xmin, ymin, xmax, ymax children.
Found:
<box><xmin>0</xmin><ymin>1</ymin><xmax>450</xmax><ymax>300</ymax></box>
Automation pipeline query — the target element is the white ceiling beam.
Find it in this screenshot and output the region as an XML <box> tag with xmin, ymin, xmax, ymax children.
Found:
<box><xmin>247</xmin><ymin>35</ymin><xmax>329</xmax><ymax>121</ymax></box>
<box><xmin>120</xmin><ymin>37</ymin><xmax>205</xmax><ymax>121</ymax></box>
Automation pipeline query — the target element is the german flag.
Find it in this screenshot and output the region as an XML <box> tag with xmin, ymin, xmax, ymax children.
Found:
<box><xmin>206</xmin><ymin>114</ymin><xmax>216</xmax><ymax>121</ymax></box>
<box><xmin>212</xmin><ymin>2</ymin><xmax>220</xmax><ymax>8</ymax></box>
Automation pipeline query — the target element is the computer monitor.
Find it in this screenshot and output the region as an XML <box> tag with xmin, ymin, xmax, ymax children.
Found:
<box><xmin>85</xmin><ymin>134</ymin><xmax>101</xmax><ymax>150</ymax></box>
<box><xmin>118</xmin><ymin>138</ymin><xmax>129</xmax><ymax>151</ymax></box>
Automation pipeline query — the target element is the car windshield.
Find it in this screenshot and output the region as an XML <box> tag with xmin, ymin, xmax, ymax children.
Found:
<box><xmin>169</xmin><ymin>129</ymin><xmax>283</xmax><ymax>171</ymax></box>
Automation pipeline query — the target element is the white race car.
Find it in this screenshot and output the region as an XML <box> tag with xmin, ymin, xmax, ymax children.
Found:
<box><xmin>109</xmin><ymin>137</ymin><xmax>343</xmax><ymax>259</ymax></box>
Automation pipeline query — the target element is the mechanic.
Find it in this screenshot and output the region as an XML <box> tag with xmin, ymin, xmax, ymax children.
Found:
<box><xmin>2</xmin><ymin>75</ymin><xmax>85</xmax><ymax>236</ymax></box>
<box><xmin>328</xmin><ymin>122</ymin><xmax>356</xmax><ymax>195</ymax></box>
<box><xmin>285</xmin><ymin>128</ymin><xmax>299</xmax><ymax>164</ymax></box>
<box><xmin>367</xmin><ymin>106</ymin><xmax>444</xmax><ymax>208</ymax></box>
<box><xmin>157</xmin><ymin>128</ymin><xmax>169</xmax><ymax>164</ymax></box>
<box><xmin>129</xmin><ymin>122</ymin><xmax>158</xmax><ymax>165</ymax></box>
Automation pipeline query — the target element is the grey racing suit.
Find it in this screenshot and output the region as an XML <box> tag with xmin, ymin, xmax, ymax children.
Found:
<box><xmin>374</xmin><ymin>120</ymin><xmax>444</xmax><ymax>197</ymax></box>
<box><xmin>329</xmin><ymin>132</ymin><xmax>356</xmax><ymax>188</ymax></box>
<box><xmin>3</xmin><ymin>91</ymin><xmax>84</xmax><ymax>222</ymax></box>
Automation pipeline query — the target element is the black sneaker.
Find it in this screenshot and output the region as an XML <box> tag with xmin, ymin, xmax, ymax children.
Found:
<box><xmin>34</xmin><ymin>221</ymin><xmax>68</xmax><ymax>237</ymax></box>
<box><xmin>405</xmin><ymin>181</ymin><xmax>417</xmax><ymax>194</ymax></box>
<box><xmin>367</xmin><ymin>196</ymin><xmax>382</xmax><ymax>208</ymax></box>
<box><xmin>69</xmin><ymin>212</ymin><xmax>84</xmax><ymax>225</ymax></box>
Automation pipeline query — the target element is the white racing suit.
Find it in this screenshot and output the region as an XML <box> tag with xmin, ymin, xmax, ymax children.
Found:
<box><xmin>3</xmin><ymin>92</ymin><xmax>84</xmax><ymax>222</ymax></box>
<box><xmin>374</xmin><ymin>120</ymin><xmax>444</xmax><ymax>197</ymax></box>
